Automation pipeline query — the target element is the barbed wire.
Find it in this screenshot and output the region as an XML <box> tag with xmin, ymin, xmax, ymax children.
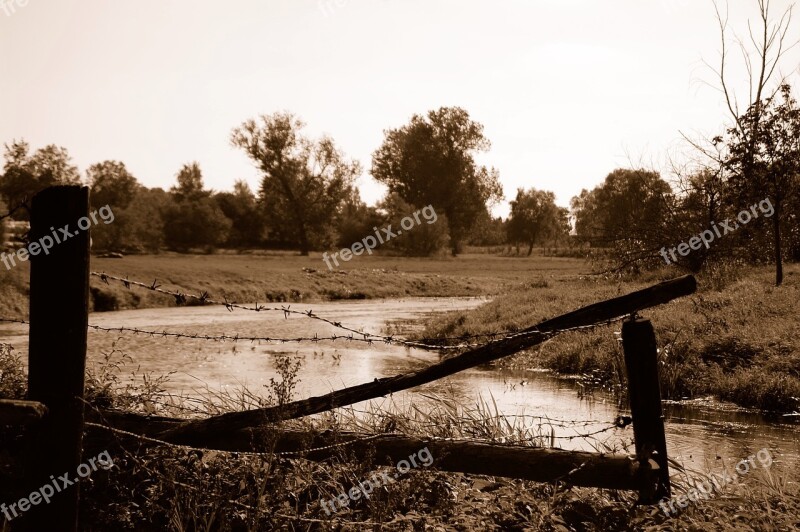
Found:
<box><xmin>91</xmin><ymin>271</ymin><xmax>409</xmax><ymax>343</ymax></box>
<box><xmin>0</xmin><ymin>313</ymin><xmax>629</xmax><ymax>352</ymax></box>
<box><xmin>90</xmin><ymin>271</ymin><xmax>627</xmax><ymax>349</ymax></box>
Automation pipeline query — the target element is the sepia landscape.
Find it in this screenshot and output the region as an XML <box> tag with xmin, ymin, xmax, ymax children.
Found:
<box><xmin>1</xmin><ymin>1</ymin><xmax>799</xmax><ymax>531</ymax></box>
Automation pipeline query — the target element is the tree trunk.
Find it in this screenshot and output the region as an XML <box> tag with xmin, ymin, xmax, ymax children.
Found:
<box><xmin>527</xmin><ymin>241</ymin><xmax>534</xmax><ymax>256</ymax></box>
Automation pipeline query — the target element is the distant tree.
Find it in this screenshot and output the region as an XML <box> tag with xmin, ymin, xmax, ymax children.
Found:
<box><xmin>231</xmin><ymin>113</ymin><xmax>360</xmax><ymax>255</ymax></box>
<box><xmin>171</xmin><ymin>162</ymin><xmax>208</xmax><ymax>202</ymax></box>
<box><xmin>506</xmin><ymin>188</ymin><xmax>568</xmax><ymax>255</ymax></box>
<box><xmin>87</xmin><ymin>160</ymin><xmax>139</xmax><ymax>210</ymax></box>
<box><xmin>468</xmin><ymin>211</ymin><xmax>506</xmax><ymax>247</ymax></box>
<box><xmin>0</xmin><ymin>140</ymin><xmax>80</xmax><ymax>217</ymax></box>
<box><xmin>92</xmin><ymin>187</ymin><xmax>169</xmax><ymax>254</ymax></box>
<box><xmin>162</xmin><ymin>164</ymin><xmax>230</xmax><ymax>251</ymax></box>
<box><xmin>335</xmin><ymin>189</ymin><xmax>382</xmax><ymax>249</ymax></box>
<box><xmin>26</xmin><ymin>144</ymin><xmax>80</xmax><ymax>185</ymax></box>
<box><xmin>124</xmin><ymin>188</ymin><xmax>169</xmax><ymax>253</ymax></box>
<box><xmin>571</xmin><ymin>168</ymin><xmax>673</xmax><ymax>271</ymax></box>
<box><xmin>214</xmin><ymin>180</ymin><xmax>263</xmax><ymax>248</ymax></box>
<box><xmin>371</xmin><ymin>107</ymin><xmax>503</xmax><ymax>255</ymax></box>
<box><xmin>378</xmin><ymin>193</ymin><xmax>450</xmax><ymax>256</ymax></box>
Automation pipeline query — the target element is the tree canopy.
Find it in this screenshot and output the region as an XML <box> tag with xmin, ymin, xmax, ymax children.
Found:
<box><xmin>231</xmin><ymin>112</ymin><xmax>360</xmax><ymax>255</ymax></box>
<box><xmin>371</xmin><ymin>106</ymin><xmax>503</xmax><ymax>255</ymax></box>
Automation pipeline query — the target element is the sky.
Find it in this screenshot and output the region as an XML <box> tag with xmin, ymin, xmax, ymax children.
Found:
<box><xmin>1</xmin><ymin>0</ymin><xmax>798</xmax><ymax>217</ymax></box>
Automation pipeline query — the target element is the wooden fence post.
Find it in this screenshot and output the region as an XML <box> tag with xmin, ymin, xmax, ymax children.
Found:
<box><xmin>22</xmin><ymin>186</ymin><xmax>90</xmax><ymax>531</ymax></box>
<box><xmin>622</xmin><ymin>317</ymin><xmax>670</xmax><ymax>503</ymax></box>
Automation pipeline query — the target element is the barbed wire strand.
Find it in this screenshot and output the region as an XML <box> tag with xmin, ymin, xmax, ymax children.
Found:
<box><xmin>0</xmin><ymin>313</ymin><xmax>628</xmax><ymax>352</ymax></box>
<box><xmin>88</xmin><ymin>272</ymin><xmax>628</xmax><ymax>349</ymax></box>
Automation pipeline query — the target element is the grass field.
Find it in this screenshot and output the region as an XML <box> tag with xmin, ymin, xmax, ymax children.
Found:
<box><xmin>0</xmin><ymin>250</ymin><xmax>589</xmax><ymax>317</ymax></box>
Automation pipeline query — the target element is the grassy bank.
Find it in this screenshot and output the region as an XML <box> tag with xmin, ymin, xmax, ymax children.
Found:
<box><xmin>416</xmin><ymin>263</ymin><xmax>800</xmax><ymax>414</ymax></box>
<box><xmin>0</xmin><ymin>251</ymin><xmax>588</xmax><ymax>319</ymax></box>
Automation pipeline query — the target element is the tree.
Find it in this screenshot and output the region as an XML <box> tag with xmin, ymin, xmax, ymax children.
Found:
<box><xmin>725</xmin><ymin>84</ymin><xmax>800</xmax><ymax>284</ymax></box>
<box><xmin>162</xmin><ymin>200</ymin><xmax>231</xmax><ymax>252</ymax></box>
<box><xmin>87</xmin><ymin>160</ymin><xmax>139</xmax><ymax>210</ymax></box>
<box><xmin>378</xmin><ymin>193</ymin><xmax>450</xmax><ymax>256</ymax></box>
<box><xmin>335</xmin><ymin>189</ymin><xmax>382</xmax><ymax>250</ymax></box>
<box><xmin>571</xmin><ymin>169</ymin><xmax>673</xmax><ymax>271</ymax></box>
<box><xmin>371</xmin><ymin>107</ymin><xmax>503</xmax><ymax>255</ymax></box>
<box><xmin>214</xmin><ymin>180</ymin><xmax>263</xmax><ymax>248</ymax></box>
<box><xmin>92</xmin><ymin>186</ymin><xmax>169</xmax><ymax>254</ymax></box>
<box><xmin>0</xmin><ymin>140</ymin><xmax>80</xmax><ymax>216</ymax></box>
<box><xmin>685</xmin><ymin>0</ymin><xmax>798</xmax><ymax>284</ymax></box>
<box><xmin>162</xmin><ymin>163</ymin><xmax>231</xmax><ymax>251</ymax></box>
<box><xmin>507</xmin><ymin>188</ymin><xmax>568</xmax><ymax>255</ymax></box>
<box><xmin>26</xmin><ymin>144</ymin><xmax>80</xmax><ymax>185</ymax></box>
<box><xmin>171</xmin><ymin>162</ymin><xmax>208</xmax><ymax>202</ymax></box>
<box><xmin>231</xmin><ymin>113</ymin><xmax>361</xmax><ymax>255</ymax></box>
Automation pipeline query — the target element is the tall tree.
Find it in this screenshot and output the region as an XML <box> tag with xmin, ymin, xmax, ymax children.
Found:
<box><xmin>726</xmin><ymin>84</ymin><xmax>800</xmax><ymax>285</ymax></box>
<box><xmin>171</xmin><ymin>162</ymin><xmax>207</xmax><ymax>202</ymax></box>
<box><xmin>87</xmin><ymin>160</ymin><xmax>139</xmax><ymax>210</ymax></box>
<box><xmin>371</xmin><ymin>107</ymin><xmax>503</xmax><ymax>255</ymax></box>
<box><xmin>684</xmin><ymin>0</ymin><xmax>797</xmax><ymax>284</ymax></box>
<box><xmin>231</xmin><ymin>113</ymin><xmax>360</xmax><ymax>255</ymax></box>
<box><xmin>507</xmin><ymin>188</ymin><xmax>568</xmax><ymax>256</ymax></box>
<box><xmin>215</xmin><ymin>180</ymin><xmax>263</xmax><ymax>248</ymax></box>
<box><xmin>163</xmin><ymin>163</ymin><xmax>231</xmax><ymax>251</ymax></box>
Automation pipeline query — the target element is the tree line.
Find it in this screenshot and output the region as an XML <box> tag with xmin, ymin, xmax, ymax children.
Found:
<box><xmin>0</xmin><ymin>107</ymin><xmax>572</xmax><ymax>258</ymax></box>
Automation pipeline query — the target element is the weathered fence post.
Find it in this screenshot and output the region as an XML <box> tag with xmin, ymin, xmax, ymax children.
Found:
<box><xmin>622</xmin><ymin>317</ymin><xmax>670</xmax><ymax>503</ymax></box>
<box><xmin>22</xmin><ymin>186</ymin><xmax>90</xmax><ymax>531</ymax></box>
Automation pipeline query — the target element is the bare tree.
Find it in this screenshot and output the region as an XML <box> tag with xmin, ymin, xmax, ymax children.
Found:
<box><xmin>683</xmin><ymin>0</ymin><xmax>799</xmax><ymax>285</ymax></box>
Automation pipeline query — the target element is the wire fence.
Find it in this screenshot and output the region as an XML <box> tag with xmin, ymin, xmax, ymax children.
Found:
<box><xmin>0</xmin><ymin>270</ymin><xmax>634</xmax><ymax>455</ymax></box>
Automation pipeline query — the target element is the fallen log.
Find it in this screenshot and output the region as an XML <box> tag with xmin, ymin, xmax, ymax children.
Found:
<box><xmin>85</xmin><ymin>411</ymin><xmax>647</xmax><ymax>491</ymax></box>
<box><xmin>156</xmin><ymin>275</ymin><xmax>696</xmax><ymax>447</ymax></box>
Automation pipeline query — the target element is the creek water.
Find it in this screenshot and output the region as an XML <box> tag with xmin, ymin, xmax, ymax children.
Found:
<box><xmin>1</xmin><ymin>296</ymin><xmax>797</xmax><ymax>483</ymax></box>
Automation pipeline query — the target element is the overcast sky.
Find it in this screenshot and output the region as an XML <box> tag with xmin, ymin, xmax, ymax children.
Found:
<box><xmin>1</xmin><ymin>0</ymin><xmax>798</xmax><ymax>216</ymax></box>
